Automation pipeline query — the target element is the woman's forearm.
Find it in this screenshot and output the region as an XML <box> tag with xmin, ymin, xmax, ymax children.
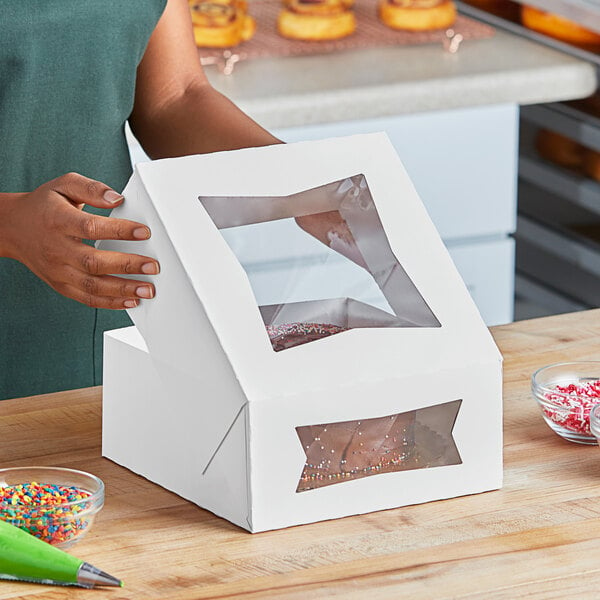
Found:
<box><xmin>129</xmin><ymin>82</ymin><xmax>281</xmax><ymax>160</ymax></box>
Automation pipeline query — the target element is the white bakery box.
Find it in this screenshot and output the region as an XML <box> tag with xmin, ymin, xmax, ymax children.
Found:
<box><xmin>100</xmin><ymin>133</ymin><xmax>503</xmax><ymax>533</ymax></box>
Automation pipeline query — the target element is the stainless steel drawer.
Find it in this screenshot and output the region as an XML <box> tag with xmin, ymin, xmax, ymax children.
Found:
<box><xmin>515</xmin><ymin>214</ymin><xmax>600</xmax><ymax>306</ymax></box>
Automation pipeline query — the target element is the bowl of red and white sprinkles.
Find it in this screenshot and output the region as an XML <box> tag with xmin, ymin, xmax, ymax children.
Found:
<box><xmin>532</xmin><ymin>361</ymin><xmax>600</xmax><ymax>444</ymax></box>
<box><xmin>0</xmin><ymin>466</ymin><xmax>104</xmax><ymax>548</ymax></box>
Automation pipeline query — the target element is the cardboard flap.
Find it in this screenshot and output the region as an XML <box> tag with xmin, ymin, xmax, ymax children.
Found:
<box><xmin>103</xmin><ymin>327</ymin><xmax>251</xmax><ymax>526</ymax></box>
<box><xmin>149</xmin><ymin>356</ymin><xmax>247</xmax><ymax>474</ymax></box>
<box><xmin>104</xmin><ymin>327</ymin><xmax>246</xmax><ymax>473</ymax></box>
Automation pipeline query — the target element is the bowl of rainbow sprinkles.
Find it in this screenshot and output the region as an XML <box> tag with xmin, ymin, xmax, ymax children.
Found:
<box><xmin>0</xmin><ymin>466</ymin><xmax>104</xmax><ymax>548</ymax></box>
<box><xmin>532</xmin><ymin>361</ymin><xmax>600</xmax><ymax>444</ymax></box>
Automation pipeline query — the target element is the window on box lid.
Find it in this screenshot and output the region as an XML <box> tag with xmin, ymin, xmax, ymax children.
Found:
<box><xmin>199</xmin><ymin>174</ymin><xmax>440</xmax><ymax>352</ymax></box>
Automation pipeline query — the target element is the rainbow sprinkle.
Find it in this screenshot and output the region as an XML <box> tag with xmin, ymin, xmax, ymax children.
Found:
<box><xmin>0</xmin><ymin>482</ymin><xmax>92</xmax><ymax>545</ymax></box>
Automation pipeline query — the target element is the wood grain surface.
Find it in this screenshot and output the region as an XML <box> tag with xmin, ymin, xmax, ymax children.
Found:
<box><xmin>1</xmin><ymin>309</ymin><xmax>600</xmax><ymax>599</ymax></box>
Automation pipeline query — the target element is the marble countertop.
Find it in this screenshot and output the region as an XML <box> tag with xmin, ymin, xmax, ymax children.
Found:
<box><xmin>205</xmin><ymin>28</ymin><xmax>597</xmax><ymax>129</ymax></box>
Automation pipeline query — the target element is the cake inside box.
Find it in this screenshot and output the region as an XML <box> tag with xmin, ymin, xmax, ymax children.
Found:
<box><xmin>296</xmin><ymin>399</ymin><xmax>462</xmax><ymax>491</ymax></box>
<box><xmin>199</xmin><ymin>174</ymin><xmax>440</xmax><ymax>351</ymax></box>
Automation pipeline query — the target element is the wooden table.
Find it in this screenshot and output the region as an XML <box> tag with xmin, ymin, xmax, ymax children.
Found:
<box><xmin>2</xmin><ymin>309</ymin><xmax>600</xmax><ymax>599</ymax></box>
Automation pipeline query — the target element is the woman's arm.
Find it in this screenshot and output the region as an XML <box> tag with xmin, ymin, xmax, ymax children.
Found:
<box><xmin>129</xmin><ymin>2</ymin><xmax>366</xmax><ymax>267</ymax></box>
<box><xmin>0</xmin><ymin>1</ymin><xmax>274</xmax><ymax>311</ymax></box>
<box><xmin>129</xmin><ymin>0</ymin><xmax>280</xmax><ymax>159</ymax></box>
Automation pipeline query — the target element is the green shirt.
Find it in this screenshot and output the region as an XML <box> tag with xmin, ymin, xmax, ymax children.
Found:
<box><xmin>0</xmin><ymin>1</ymin><xmax>166</xmax><ymax>400</ymax></box>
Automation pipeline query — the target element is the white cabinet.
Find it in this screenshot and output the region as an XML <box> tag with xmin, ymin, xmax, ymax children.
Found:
<box><xmin>447</xmin><ymin>237</ymin><xmax>515</xmax><ymax>326</ymax></box>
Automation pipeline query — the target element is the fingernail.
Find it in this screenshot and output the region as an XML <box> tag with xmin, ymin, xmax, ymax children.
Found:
<box><xmin>133</xmin><ymin>227</ymin><xmax>151</xmax><ymax>240</ymax></box>
<box><xmin>124</xmin><ymin>300</ymin><xmax>138</xmax><ymax>308</ymax></box>
<box><xmin>141</xmin><ymin>262</ymin><xmax>160</xmax><ymax>275</ymax></box>
<box><xmin>136</xmin><ymin>286</ymin><xmax>154</xmax><ymax>299</ymax></box>
<box><xmin>104</xmin><ymin>190</ymin><xmax>124</xmax><ymax>204</ymax></box>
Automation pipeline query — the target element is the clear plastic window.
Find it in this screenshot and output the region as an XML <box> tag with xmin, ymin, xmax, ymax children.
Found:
<box><xmin>199</xmin><ymin>175</ymin><xmax>440</xmax><ymax>352</ymax></box>
<box><xmin>296</xmin><ymin>399</ymin><xmax>462</xmax><ymax>492</ymax></box>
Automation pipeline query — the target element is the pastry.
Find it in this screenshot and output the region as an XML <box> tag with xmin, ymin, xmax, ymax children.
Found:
<box><xmin>277</xmin><ymin>0</ymin><xmax>356</xmax><ymax>41</ymax></box>
<box><xmin>582</xmin><ymin>148</ymin><xmax>600</xmax><ymax>182</ymax></box>
<box><xmin>189</xmin><ymin>0</ymin><xmax>255</xmax><ymax>48</ymax></box>
<box><xmin>535</xmin><ymin>128</ymin><xmax>600</xmax><ymax>184</ymax></box>
<box><xmin>535</xmin><ymin>129</ymin><xmax>585</xmax><ymax>170</ymax></box>
<box><xmin>378</xmin><ymin>0</ymin><xmax>457</xmax><ymax>32</ymax></box>
<box><xmin>521</xmin><ymin>5</ymin><xmax>600</xmax><ymax>48</ymax></box>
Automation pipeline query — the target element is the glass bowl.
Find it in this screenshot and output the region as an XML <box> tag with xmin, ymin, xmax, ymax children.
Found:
<box><xmin>589</xmin><ymin>404</ymin><xmax>600</xmax><ymax>444</ymax></box>
<box><xmin>532</xmin><ymin>361</ymin><xmax>600</xmax><ymax>444</ymax></box>
<box><xmin>0</xmin><ymin>466</ymin><xmax>104</xmax><ymax>548</ymax></box>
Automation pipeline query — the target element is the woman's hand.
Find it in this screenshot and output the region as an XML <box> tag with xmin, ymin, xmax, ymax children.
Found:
<box><xmin>0</xmin><ymin>172</ymin><xmax>160</xmax><ymax>309</ymax></box>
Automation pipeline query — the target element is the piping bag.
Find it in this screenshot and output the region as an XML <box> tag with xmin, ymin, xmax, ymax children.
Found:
<box><xmin>0</xmin><ymin>519</ymin><xmax>122</xmax><ymax>588</ymax></box>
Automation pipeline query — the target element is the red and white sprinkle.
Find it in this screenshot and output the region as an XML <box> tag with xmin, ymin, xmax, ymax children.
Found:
<box><xmin>543</xmin><ymin>379</ymin><xmax>600</xmax><ymax>435</ymax></box>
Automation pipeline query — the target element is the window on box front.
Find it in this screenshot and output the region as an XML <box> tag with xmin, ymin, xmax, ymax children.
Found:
<box><xmin>198</xmin><ymin>174</ymin><xmax>440</xmax><ymax>352</ymax></box>
<box><xmin>295</xmin><ymin>399</ymin><xmax>462</xmax><ymax>492</ymax></box>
